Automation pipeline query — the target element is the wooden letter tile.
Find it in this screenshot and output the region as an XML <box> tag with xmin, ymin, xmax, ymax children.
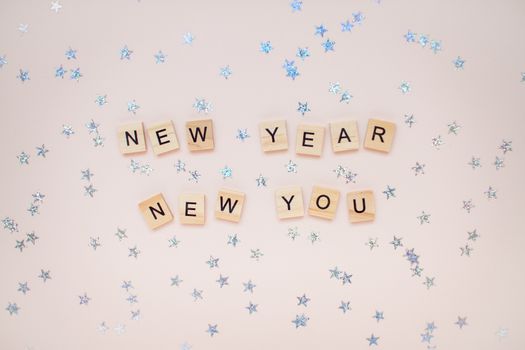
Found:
<box><xmin>259</xmin><ymin>120</ymin><xmax>288</xmax><ymax>152</ymax></box>
<box><xmin>138</xmin><ymin>193</ymin><xmax>173</xmax><ymax>229</ymax></box>
<box><xmin>347</xmin><ymin>190</ymin><xmax>375</xmax><ymax>223</ymax></box>
<box><xmin>275</xmin><ymin>186</ymin><xmax>304</xmax><ymax>219</ymax></box>
<box><xmin>147</xmin><ymin>120</ymin><xmax>179</xmax><ymax>155</ymax></box>
<box><xmin>186</xmin><ymin>119</ymin><xmax>214</xmax><ymax>151</ymax></box>
<box><xmin>179</xmin><ymin>193</ymin><xmax>205</xmax><ymax>225</ymax></box>
<box><xmin>364</xmin><ymin>119</ymin><xmax>396</xmax><ymax>153</ymax></box>
<box><xmin>308</xmin><ymin>186</ymin><xmax>340</xmax><ymax>220</ymax></box>
<box><xmin>296</xmin><ymin>124</ymin><xmax>325</xmax><ymax>157</ymax></box>
<box><xmin>215</xmin><ymin>188</ymin><xmax>245</xmax><ymax>223</ymax></box>
<box><xmin>118</xmin><ymin>122</ymin><xmax>146</xmax><ymax>154</ymax></box>
<box><xmin>330</xmin><ymin>120</ymin><xmax>359</xmax><ymax>152</ymax></box>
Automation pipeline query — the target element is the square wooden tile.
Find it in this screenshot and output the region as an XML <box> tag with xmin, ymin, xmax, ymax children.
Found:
<box><xmin>308</xmin><ymin>186</ymin><xmax>340</xmax><ymax>220</ymax></box>
<box><xmin>346</xmin><ymin>190</ymin><xmax>375</xmax><ymax>223</ymax></box>
<box><xmin>186</xmin><ymin>119</ymin><xmax>214</xmax><ymax>151</ymax></box>
<box><xmin>363</xmin><ymin>119</ymin><xmax>396</xmax><ymax>153</ymax></box>
<box><xmin>296</xmin><ymin>124</ymin><xmax>325</xmax><ymax>157</ymax></box>
<box><xmin>138</xmin><ymin>193</ymin><xmax>173</xmax><ymax>229</ymax></box>
<box><xmin>147</xmin><ymin>120</ymin><xmax>179</xmax><ymax>155</ymax></box>
<box><xmin>118</xmin><ymin>122</ymin><xmax>146</xmax><ymax>154</ymax></box>
<box><xmin>330</xmin><ymin>120</ymin><xmax>359</xmax><ymax>152</ymax></box>
<box><xmin>275</xmin><ymin>186</ymin><xmax>304</xmax><ymax>219</ymax></box>
<box><xmin>215</xmin><ymin>188</ymin><xmax>245</xmax><ymax>223</ymax></box>
<box><xmin>259</xmin><ymin>120</ymin><xmax>288</xmax><ymax>152</ymax></box>
<box><xmin>179</xmin><ymin>193</ymin><xmax>205</xmax><ymax>225</ymax></box>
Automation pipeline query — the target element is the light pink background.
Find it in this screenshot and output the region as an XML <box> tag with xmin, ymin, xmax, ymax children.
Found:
<box><xmin>1</xmin><ymin>0</ymin><xmax>524</xmax><ymax>349</ymax></box>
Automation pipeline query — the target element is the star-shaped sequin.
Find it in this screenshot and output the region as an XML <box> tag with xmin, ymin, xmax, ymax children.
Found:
<box><xmin>259</xmin><ymin>41</ymin><xmax>273</xmax><ymax>54</ymax></box>
<box><xmin>227</xmin><ymin>234</ymin><xmax>240</xmax><ymax>247</ymax></box>
<box><xmin>373</xmin><ymin>310</ymin><xmax>384</xmax><ymax>322</ymax></box>
<box><xmin>171</xmin><ymin>275</ymin><xmax>183</xmax><ymax>287</ymax></box>
<box><xmin>314</xmin><ymin>24</ymin><xmax>328</xmax><ymax>37</ymax></box>
<box><xmin>460</xmin><ymin>244</ymin><xmax>473</xmax><ymax>257</ymax></box>
<box><xmin>399</xmin><ymin>81</ymin><xmax>411</xmax><ymax>94</ymax></box>
<box><xmin>412</xmin><ymin>162</ymin><xmax>426</xmax><ymax>175</ymax></box>
<box><xmin>84</xmin><ymin>184</ymin><xmax>97</xmax><ymax>197</ymax></box>
<box><xmin>484</xmin><ymin>186</ymin><xmax>497</xmax><ymax>200</ymax></box>
<box><xmin>453</xmin><ymin>56</ymin><xmax>466</xmax><ymax>70</ymax></box>
<box><xmin>243</xmin><ymin>280</ymin><xmax>256</xmax><ymax>293</ymax></box>
<box><xmin>154</xmin><ymin>50</ymin><xmax>166</xmax><ymax>64</ymax></box>
<box><xmin>339</xmin><ymin>301</ymin><xmax>351</xmax><ymax>313</ymax></box>
<box><xmin>219</xmin><ymin>65</ymin><xmax>232</xmax><ymax>79</ymax></box>
<box><xmin>206</xmin><ymin>324</ymin><xmax>218</xmax><ymax>337</ymax></box>
<box><xmin>235</xmin><ymin>128</ymin><xmax>250</xmax><ymax>141</ymax></box>
<box><xmin>292</xmin><ymin>314</ymin><xmax>309</xmax><ymax>328</ymax></box>
<box><xmin>62</xmin><ymin>124</ymin><xmax>74</xmax><ymax>138</ymax></box>
<box><xmin>367</xmin><ymin>334</ymin><xmax>379</xmax><ymax>346</ymax></box>
<box><xmin>193</xmin><ymin>98</ymin><xmax>212</xmax><ymax>113</ymax></box>
<box><xmin>296</xmin><ymin>47</ymin><xmax>310</xmax><ymax>60</ymax></box>
<box><xmin>18</xmin><ymin>282</ymin><xmax>30</xmax><ymax>295</ymax></box>
<box><xmin>499</xmin><ymin>140</ymin><xmax>512</xmax><ymax>154</ymax></box>
<box><xmin>462</xmin><ymin>200</ymin><xmax>475</xmax><ymax>213</ymax></box>
<box><xmin>17</xmin><ymin>69</ymin><xmax>30</xmax><ymax>82</ymax></box>
<box><xmin>216</xmin><ymin>275</ymin><xmax>229</xmax><ymax>288</ymax></box>
<box><xmin>219</xmin><ymin>165</ymin><xmax>233</xmax><ymax>179</ymax></box>
<box><xmin>390</xmin><ymin>236</ymin><xmax>403</xmax><ymax>249</ymax></box>
<box><xmin>246</xmin><ymin>302</ymin><xmax>258</xmax><ymax>314</ymax></box>
<box><xmin>321</xmin><ymin>38</ymin><xmax>335</xmax><ymax>52</ymax></box>
<box><xmin>455</xmin><ymin>316</ymin><xmax>468</xmax><ymax>329</ymax></box>
<box><xmin>448</xmin><ymin>121</ymin><xmax>461</xmax><ymax>135</ymax></box>
<box><xmin>417</xmin><ymin>211</ymin><xmax>431</xmax><ymax>224</ymax></box>
<box><xmin>404</xmin><ymin>30</ymin><xmax>417</xmax><ymax>43</ymax></box>
<box><xmin>51</xmin><ymin>1</ymin><xmax>62</xmax><ymax>13</ymax></box>
<box><xmin>38</xmin><ymin>269</ymin><xmax>51</xmax><ymax>282</ymax></box>
<box><xmin>79</xmin><ymin>293</ymin><xmax>91</xmax><ymax>305</ymax></box>
<box><xmin>120</xmin><ymin>45</ymin><xmax>133</xmax><ymax>60</ymax></box>
<box><xmin>128</xmin><ymin>246</ymin><xmax>140</xmax><ymax>259</ymax></box>
<box><xmin>494</xmin><ymin>156</ymin><xmax>505</xmax><ymax>170</ymax></box>
<box><xmin>383</xmin><ymin>186</ymin><xmax>396</xmax><ymax>199</ymax></box>
<box><xmin>206</xmin><ymin>256</ymin><xmax>219</xmax><ymax>269</ymax></box>
<box><xmin>6</xmin><ymin>302</ymin><xmax>20</xmax><ymax>315</ymax></box>
<box><xmin>297</xmin><ymin>101</ymin><xmax>310</xmax><ymax>116</ymax></box>
<box><xmin>55</xmin><ymin>65</ymin><xmax>67</xmax><ymax>78</ymax></box>
<box><xmin>431</xmin><ymin>135</ymin><xmax>444</xmax><ymax>149</ymax></box>
<box><xmin>255</xmin><ymin>174</ymin><xmax>268</xmax><ymax>187</ymax></box>
<box><xmin>285</xmin><ymin>160</ymin><xmax>298</xmax><ymax>173</ymax></box>
<box><xmin>36</xmin><ymin>144</ymin><xmax>49</xmax><ymax>158</ymax></box>
<box><xmin>297</xmin><ymin>294</ymin><xmax>310</xmax><ymax>307</ymax></box>
<box><xmin>404</xmin><ymin>114</ymin><xmax>416</xmax><ymax>127</ymax></box>
<box><xmin>290</xmin><ymin>0</ymin><xmax>303</xmax><ymax>12</ymax></box>
<box><xmin>127</xmin><ymin>100</ymin><xmax>140</xmax><ymax>114</ymax></box>
<box><xmin>468</xmin><ymin>156</ymin><xmax>481</xmax><ymax>169</ymax></box>
<box><xmin>341</xmin><ymin>20</ymin><xmax>354</xmax><ymax>32</ymax></box>
<box><xmin>183</xmin><ymin>32</ymin><xmax>194</xmax><ymax>45</ymax></box>
<box><xmin>17</xmin><ymin>151</ymin><xmax>30</xmax><ymax>165</ymax></box>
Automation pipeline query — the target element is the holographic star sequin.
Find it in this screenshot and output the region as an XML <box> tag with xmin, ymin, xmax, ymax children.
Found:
<box><xmin>18</xmin><ymin>282</ymin><xmax>30</xmax><ymax>295</ymax></box>
<box><xmin>431</xmin><ymin>135</ymin><xmax>444</xmax><ymax>149</ymax></box>
<box><xmin>51</xmin><ymin>1</ymin><xmax>62</xmax><ymax>13</ymax></box>
<box><xmin>255</xmin><ymin>174</ymin><xmax>268</xmax><ymax>187</ymax></box>
<box><xmin>341</xmin><ymin>20</ymin><xmax>354</xmax><ymax>32</ymax></box>
<box><xmin>188</xmin><ymin>170</ymin><xmax>201</xmax><ymax>182</ymax></box>
<box><xmin>120</xmin><ymin>45</ymin><xmax>133</xmax><ymax>60</ymax></box>
<box><xmin>412</xmin><ymin>162</ymin><xmax>426</xmax><ymax>175</ymax></box>
<box><xmin>460</xmin><ymin>244</ymin><xmax>473</xmax><ymax>257</ymax></box>
<box><xmin>154</xmin><ymin>50</ymin><xmax>167</xmax><ymax>64</ymax></box>
<box><xmin>404</xmin><ymin>30</ymin><xmax>417</xmax><ymax>43</ymax></box>
<box><xmin>285</xmin><ymin>160</ymin><xmax>298</xmax><ymax>173</ymax></box>
<box><xmin>95</xmin><ymin>95</ymin><xmax>107</xmax><ymax>106</ymax></box>
<box><xmin>484</xmin><ymin>186</ymin><xmax>497</xmax><ymax>200</ymax></box>
<box><xmin>236</xmin><ymin>128</ymin><xmax>250</xmax><ymax>141</ymax></box>
<box><xmin>250</xmin><ymin>248</ymin><xmax>264</xmax><ymax>261</ymax></box>
<box><xmin>494</xmin><ymin>156</ymin><xmax>505</xmax><ymax>170</ymax></box>
<box><xmin>383</xmin><ymin>186</ymin><xmax>396</xmax><ymax>199</ymax></box>
<box><xmin>219</xmin><ymin>65</ymin><xmax>232</xmax><ymax>79</ymax></box>
<box><xmin>314</xmin><ymin>24</ymin><xmax>328</xmax><ymax>37</ymax></box>
<box><xmin>17</xmin><ymin>151</ymin><xmax>30</xmax><ymax>165</ymax></box>
<box><xmin>193</xmin><ymin>98</ymin><xmax>212</xmax><ymax>113</ymax></box>
<box><xmin>462</xmin><ymin>200</ymin><xmax>475</xmax><ymax>213</ymax></box>
<box><xmin>333</xmin><ymin>165</ymin><xmax>357</xmax><ymax>183</ymax></box>
<box><xmin>6</xmin><ymin>302</ymin><xmax>20</xmax><ymax>316</ymax></box>
<box><xmin>79</xmin><ymin>293</ymin><xmax>91</xmax><ymax>305</ymax></box>
<box><xmin>89</xmin><ymin>237</ymin><xmax>101</xmax><ymax>250</ymax></box>
<box><xmin>288</xmin><ymin>226</ymin><xmax>300</xmax><ymax>240</ymax></box>
<box><xmin>423</xmin><ymin>276</ymin><xmax>435</xmax><ymax>289</ymax></box>
<box><xmin>321</xmin><ymin>38</ymin><xmax>335</xmax><ymax>52</ymax></box>
<box><xmin>216</xmin><ymin>274</ymin><xmax>229</xmax><ymax>288</ymax></box>
<box><xmin>399</xmin><ymin>81</ymin><xmax>411</xmax><ymax>94</ymax></box>
<box><xmin>15</xmin><ymin>239</ymin><xmax>26</xmax><ymax>252</ymax></box>
<box><xmin>170</xmin><ymin>275</ymin><xmax>183</xmax><ymax>287</ymax></box>
<box><xmin>329</xmin><ymin>82</ymin><xmax>342</xmax><ymax>94</ymax></box>
<box><xmin>365</xmin><ymin>237</ymin><xmax>379</xmax><ymax>250</ymax></box>
<box><xmin>115</xmin><ymin>227</ymin><xmax>127</xmax><ymax>241</ymax></box>
<box><xmin>62</xmin><ymin>124</ymin><xmax>74</xmax><ymax>138</ymax></box>
<box><xmin>219</xmin><ymin>165</ymin><xmax>233</xmax><ymax>179</ymax></box>
<box><xmin>430</xmin><ymin>40</ymin><xmax>442</xmax><ymax>53</ymax></box>
<box><xmin>128</xmin><ymin>246</ymin><xmax>140</xmax><ymax>259</ymax></box>
<box><xmin>339</xmin><ymin>301</ymin><xmax>351</xmax><ymax>313</ymax></box>
<box><xmin>65</xmin><ymin>47</ymin><xmax>76</xmax><ymax>60</ymax></box>
<box><xmin>404</xmin><ymin>114</ymin><xmax>416</xmax><ymax>127</ymax></box>
<box><xmin>309</xmin><ymin>231</ymin><xmax>320</xmax><ymax>244</ymax></box>
<box><xmin>183</xmin><ymin>32</ymin><xmax>195</xmax><ymax>45</ymax></box>
<box><xmin>243</xmin><ymin>280</ymin><xmax>256</xmax><ymax>293</ymax></box>
<box><xmin>290</xmin><ymin>0</ymin><xmax>303</xmax><ymax>12</ymax></box>
<box><xmin>283</xmin><ymin>59</ymin><xmax>299</xmax><ymax>80</ymax></box>
<box><xmin>227</xmin><ymin>234</ymin><xmax>240</xmax><ymax>247</ymax></box>
<box><xmin>297</xmin><ymin>294</ymin><xmax>310</xmax><ymax>307</ymax></box>
<box><xmin>55</xmin><ymin>65</ymin><xmax>67</xmax><ymax>78</ymax></box>
<box><xmin>175</xmin><ymin>159</ymin><xmax>186</xmax><ymax>173</ymax></box>
<box><xmin>390</xmin><ymin>236</ymin><xmax>403</xmax><ymax>249</ymax></box>
<box><xmin>0</xmin><ymin>55</ymin><xmax>7</xmax><ymax>68</ymax></box>
<box><xmin>296</xmin><ymin>47</ymin><xmax>310</xmax><ymax>60</ymax></box>
<box><xmin>499</xmin><ymin>140</ymin><xmax>512</xmax><ymax>154</ymax></box>
<box><xmin>2</xmin><ymin>217</ymin><xmax>19</xmax><ymax>233</ymax></box>
<box><xmin>417</xmin><ymin>211</ymin><xmax>431</xmax><ymax>224</ymax></box>
<box><xmin>292</xmin><ymin>314</ymin><xmax>309</xmax><ymax>328</ymax></box>
<box><xmin>352</xmin><ymin>12</ymin><xmax>365</xmax><ymax>24</ymax></box>
<box><xmin>373</xmin><ymin>310</ymin><xmax>384</xmax><ymax>322</ymax></box>
<box><xmin>38</xmin><ymin>269</ymin><xmax>51</xmax><ymax>282</ymax></box>
<box><xmin>206</xmin><ymin>324</ymin><xmax>218</xmax><ymax>337</ymax></box>
<box><xmin>127</xmin><ymin>100</ymin><xmax>140</xmax><ymax>114</ymax></box>
<box><xmin>36</xmin><ymin>144</ymin><xmax>49</xmax><ymax>158</ymax></box>
<box><xmin>340</xmin><ymin>91</ymin><xmax>352</xmax><ymax>103</ymax></box>
<box><xmin>259</xmin><ymin>41</ymin><xmax>273</xmax><ymax>54</ymax></box>
<box><xmin>17</xmin><ymin>69</ymin><xmax>30</xmax><ymax>82</ymax></box>
<box><xmin>453</xmin><ymin>56</ymin><xmax>466</xmax><ymax>70</ymax></box>
<box><xmin>455</xmin><ymin>316</ymin><xmax>468</xmax><ymax>329</ymax></box>
<box><xmin>448</xmin><ymin>121</ymin><xmax>461</xmax><ymax>135</ymax></box>
<box><xmin>84</xmin><ymin>184</ymin><xmax>97</xmax><ymax>197</ymax></box>
<box><xmin>366</xmin><ymin>334</ymin><xmax>379</xmax><ymax>346</ymax></box>
<box><xmin>206</xmin><ymin>256</ymin><xmax>219</xmax><ymax>269</ymax></box>
<box><xmin>468</xmin><ymin>156</ymin><xmax>481</xmax><ymax>169</ymax></box>
<box><xmin>27</xmin><ymin>203</ymin><xmax>39</xmax><ymax>216</ymax></box>
<box><xmin>246</xmin><ymin>302</ymin><xmax>258</xmax><ymax>314</ymax></box>
<box><xmin>26</xmin><ymin>231</ymin><xmax>39</xmax><ymax>245</ymax></box>
<box><xmin>297</xmin><ymin>101</ymin><xmax>310</xmax><ymax>116</ymax></box>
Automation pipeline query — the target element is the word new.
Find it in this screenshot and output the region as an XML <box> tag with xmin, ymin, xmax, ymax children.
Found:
<box><xmin>118</xmin><ymin>118</ymin><xmax>396</xmax><ymax>155</ymax></box>
<box><xmin>139</xmin><ymin>186</ymin><xmax>375</xmax><ymax>230</ymax></box>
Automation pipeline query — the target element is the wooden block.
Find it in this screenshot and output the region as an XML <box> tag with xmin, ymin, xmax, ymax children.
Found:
<box><xmin>215</xmin><ymin>188</ymin><xmax>245</xmax><ymax>223</ymax></box>
<box><xmin>186</xmin><ymin>119</ymin><xmax>214</xmax><ymax>151</ymax></box>
<box><xmin>296</xmin><ymin>124</ymin><xmax>325</xmax><ymax>156</ymax></box>
<box><xmin>259</xmin><ymin>120</ymin><xmax>288</xmax><ymax>152</ymax></box>
<box><xmin>118</xmin><ymin>122</ymin><xmax>146</xmax><ymax>154</ymax></box>
<box><xmin>364</xmin><ymin>119</ymin><xmax>396</xmax><ymax>153</ymax></box>
<box><xmin>346</xmin><ymin>190</ymin><xmax>375</xmax><ymax>223</ymax></box>
<box><xmin>138</xmin><ymin>193</ymin><xmax>173</xmax><ymax>229</ymax></box>
<box><xmin>275</xmin><ymin>186</ymin><xmax>304</xmax><ymax>219</ymax></box>
<box><xmin>147</xmin><ymin>120</ymin><xmax>179</xmax><ymax>155</ymax></box>
<box><xmin>330</xmin><ymin>120</ymin><xmax>359</xmax><ymax>152</ymax></box>
<box><xmin>179</xmin><ymin>193</ymin><xmax>205</xmax><ymax>225</ymax></box>
<box><xmin>308</xmin><ymin>186</ymin><xmax>340</xmax><ymax>220</ymax></box>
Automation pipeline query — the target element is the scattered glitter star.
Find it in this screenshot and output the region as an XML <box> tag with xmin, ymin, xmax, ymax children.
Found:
<box><xmin>405</xmin><ymin>249</ymin><xmax>420</xmax><ymax>265</ymax></box>
<box><xmin>51</xmin><ymin>1</ymin><xmax>62</xmax><ymax>13</ymax></box>
<box><xmin>84</xmin><ymin>184</ymin><xmax>97</xmax><ymax>197</ymax></box>
<box><xmin>67</xmin><ymin>68</ymin><xmax>80</xmax><ymax>82</ymax></box>
<box><xmin>62</xmin><ymin>124</ymin><xmax>75</xmax><ymax>138</ymax></box>
<box><xmin>462</xmin><ymin>200</ymin><xmax>475</xmax><ymax>213</ymax></box>
<box><xmin>6</xmin><ymin>302</ymin><xmax>20</xmax><ymax>316</ymax></box>
<box><xmin>219</xmin><ymin>65</ymin><xmax>232</xmax><ymax>79</ymax></box>
<box><xmin>484</xmin><ymin>186</ymin><xmax>497</xmax><ymax>200</ymax></box>
<box><xmin>423</xmin><ymin>276</ymin><xmax>435</xmax><ymax>289</ymax></box>
<box><xmin>15</xmin><ymin>240</ymin><xmax>26</xmax><ymax>252</ymax></box>
<box><xmin>367</xmin><ymin>334</ymin><xmax>379</xmax><ymax>346</ymax></box>
<box><xmin>175</xmin><ymin>159</ymin><xmax>186</xmax><ymax>173</ymax></box>
<box><xmin>121</xmin><ymin>280</ymin><xmax>133</xmax><ymax>291</ymax></box>
<box><xmin>468</xmin><ymin>156</ymin><xmax>481</xmax><ymax>169</ymax></box>
<box><xmin>494</xmin><ymin>156</ymin><xmax>505</xmax><ymax>170</ymax></box>
<box><xmin>243</xmin><ymin>280</ymin><xmax>256</xmax><ymax>293</ymax></box>
<box><xmin>55</xmin><ymin>65</ymin><xmax>67</xmax><ymax>78</ymax></box>
<box><xmin>496</xmin><ymin>327</ymin><xmax>509</xmax><ymax>340</ymax></box>
<box><xmin>17</xmin><ymin>69</ymin><xmax>30</xmax><ymax>82</ymax></box>
<box><xmin>193</xmin><ymin>98</ymin><xmax>212</xmax><ymax>113</ymax></box>
<box><xmin>467</xmin><ymin>229</ymin><xmax>480</xmax><ymax>241</ymax></box>
<box><xmin>390</xmin><ymin>236</ymin><xmax>403</xmax><ymax>250</ymax></box>
<box><xmin>404</xmin><ymin>30</ymin><xmax>417</xmax><ymax>43</ymax></box>
<box><xmin>329</xmin><ymin>82</ymin><xmax>341</xmax><ymax>94</ymax></box>
<box><xmin>448</xmin><ymin>121</ymin><xmax>461</xmax><ymax>135</ymax></box>
<box><xmin>333</xmin><ymin>165</ymin><xmax>358</xmax><ymax>183</ymax></box>
<box><xmin>127</xmin><ymin>100</ymin><xmax>140</xmax><ymax>114</ymax></box>
<box><xmin>404</xmin><ymin>114</ymin><xmax>416</xmax><ymax>127</ymax></box>
<box><xmin>453</xmin><ymin>56</ymin><xmax>466</xmax><ymax>70</ymax></box>
<box><xmin>340</xmin><ymin>91</ymin><xmax>352</xmax><ymax>103</ymax></box>
<box><xmin>296</xmin><ymin>47</ymin><xmax>310</xmax><ymax>60</ymax></box>
<box><xmin>259</xmin><ymin>41</ymin><xmax>273</xmax><ymax>54</ymax></box>
<box><xmin>206</xmin><ymin>256</ymin><xmax>219</xmax><ymax>269</ymax></box>
<box><xmin>417</xmin><ymin>211</ymin><xmax>431</xmax><ymax>224</ymax></box>
<box><xmin>17</xmin><ymin>151</ymin><xmax>30</xmax><ymax>165</ymax></box>
<box><xmin>250</xmin><ymin>248</ymin><xmax>264</xmax><ymax>261</ymax></box>
<box><xmin>290</xmin><ymin>0</ymin><xmax>303</xmax><ymax>12</ymax></box>
<box><xmin>339</xmin><ymin>301</ymin><xmax>351</xmax><ymax>313</ymax></box>
<box><xmin>418</xmin><ymin>34</ymin><xmax>429</xmax><ymax>47</ymax></box>
<box><xmin>216</xmin><ymin>274</ymin><xmax>229</xmax><ymax>288</ymax></box>
<box><xmin>227</xmin><ymin>234</ymin><xmax>240</xmax><ymax>247</ymax></box>
<box><xmin>460</xmin><ymin>244</ymin><xmax>473</xmax><ymax>257</ymax></box>
<box><xmin>321</xmin><ymin>38</ymin><xmax>335</xmax><ymax>52</ymax></box>
<box><xmin>89</xmin><ymin>237</ymin><xmax>101</xmax><ymax>250</ymax></box>
<box><xmin>183</xmin><ymin>32</ymin><xmax>194</xmax><ymax>45</ymax></box>
<box><xmin>188</xmin><ymin>170</ymin><xmax>201</xmax><ymax>182</ymax></box>
<box><xmin>285</xmin><ymin>160</ymin><xmax>298</xmax><ymax>173</ymax></box>
<box><xmin>297</xmin><ymin>101</ymin><xmax>310</xmax><ymax>116</ymax></box>
<box><xmin>126</xmin><ymin>294</ymin><xmax>138</xmax><ymax>304</ymax></box>
<box><xmin>154</xmin><ymin>50</ymin><xmax>166</xmax><ymax>64</ymax></box>
<box><xmin>255</xmin><ymin>174</ymin><xmax>268</xmax><ymax>187</ymax></box>
<box><xmin>131</xmin><ymin>309</ymin><xmax>141</xmax><ymax>321</ymax></box>
<box><xmin>18</xmin><ymin>24</ymin><xmax>29</xmax><ymax>34</ymax></box>
<box><xmin>309</xmin><ymin>231</ymin><xmax>320</xmax><ymax>244</ymax></box>
<box><xmin>18</xmin><ymin>282</ymin><xmax>30</xmax><ymax>295</ymax></box>
<box><xmin>236</xmin><ymin>128</ymin><xmax>250</xmax><ymax>141</ymax></box>
<box><xmin>412</xmin><ymin>162</ymin><xmax>426</xmax><ymax>175</ymax></box>
<box><xmin>352</xmin><ymin>12</ymin><xmax>365</xmax><ymax>24</ymax></box>
<box><xmin>0</xmin><ymin>55</ymin><xmax>7</xmax><ymax>68</ymax></box>
<box><xmin>499</xmin><ymin>140</ymin><xmax>512</xmax><ymax>154</ymax></box>
<box><xmin>383</xmin><ymin>186</ymin><xmax>396</xmax><ymax>199</ymax></box>
<box><xmin>27</xmin><ymin>203</ymin><xmax>39</xmax><ymax>216</ymax></box>
<box><xmin>292</xmin><ymin>314</ymin><xmax>309</xmax><ymax>328</ymax></box>
<box><xmin>297</xmin><ymin>294</ymin><xmax>310</xmax><ymax>307</ymax></box>
<box><xmin>341</xmin><ymin>20</ymin><xmax>354</xmax><ymax>32</ymax></box>
<box><xmin>171</xmin><ymin>275</ymin><xmax>183</xmax><ymax>287</ymax></box>
<box><xmin>2</xmin><ymin>217</ymin><xmax>19</xmax><ymax>233</ymax></box>
<box><xmin>246</xmin><ymin>302</ymin><xmax>258</xmax><ymax>314</ymax></box>
<box><xmin>399</xmin><ymin>81</ymin><xmax>411</xmax><ymax>94</ymax></box>
<box><xmin>314</xmin><ymin>24</ymin><xmax>328</xmax><ymax>37</ymax></box>
<box><xmin>36</xmin><ymin>144</ymin><xmax>49</xmax><ymax>157</ymax></box>
<box><xmin>128</xmin><ymin>246</ymin><xmax>140</xmax><ymax>259</ymax></box>
<box><xmin>365</xmin><ymin>237</ymin><xmax>379</xmax><ymax>250</ymax></box>
<box><xmin>288</xmin><ymin>226</ymin><xmax>300</xmax><ymax>240</ymax></box>
<box><xmin>329</xmin><ymin>267</ymin><xmax>341</xmax><ymax>279</ymax></box>
<box><xmin>92</xmin><ymin>134</ymin><xmax>104</xmax><ymax>147</ymax></box>
<box><xmin>38</xmin><ymin>269</ymin><xmax>51</xmax><ymax>282</ymax></box>
<box><xmin>168</xmin><ymin>236</ymin><xmax>180</xmax><ymax>248</ymax></box>
<box><xmin>79</xmin><ymin>293</ymin><xmax>91</xmax><ymax>305</ymax></box>
<box><xmin>85</xmin><ymin>119</ymin><xmax>99</xmax><ymax>134</ymax></box>
<box><xmin>206</xmin><ymin>324</ymin><xmax>219</xmax><ymax>337</ymax></box>
<box><xmin>120</xmin><ymin>45</ymin><xmax>133</xmax><ymax>60</ymax></box>
<box><xmin>430</xmin><ymin>40</ymin><xmax>442</xmax><ymax>53</ymax></box>
<box><xmin>421</xmin><ymin>331</ymin><xmax>433</xmax><ymax>343</ymax></box>
<box><xmin>31</xmin><ymin>193</ymin><xmax>45</xmax><ymax>205</ymax></box>
<box><xmin>431</xmin><ymin>135</ymin><xmax>444</xmax><ymax>149</ymax></box>
<box><xmin>219</xmin><ymin>165</ymin><xmax>233</xmax><ymax>179</ymax></box>
<box><xmin>114</xmin><ymin>324</ymin><xmax>126</xmax><ymax>334</ymax></box>
<box><xmin>95</xmin><ymin>95</ymin><xmax>107</xmax><ymax>106</ymax></box>
<box><xmin>455</xmin><ymin>316</ymin><xmax>468</xmax><ymax>329</ymax></box>
<box><xmin>341</xmin><ymin>272</ymin><xmax>353</xmax><ymax>285</ymax></box>
<box><xmin>373</xmin><ymin>310</ymin><xmax>384</xmax><ymax>322</ymax></box>
<box><xmin>283</xmin><ymin>59</ymin><xmax>299</xmax><ymax>80</ymax></box>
